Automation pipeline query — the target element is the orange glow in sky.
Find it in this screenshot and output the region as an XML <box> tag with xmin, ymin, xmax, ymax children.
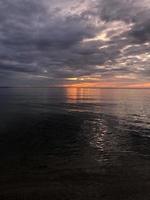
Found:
<box><xmin>127</xmin><ymin>82</ymin><xmax>150</xmax><ymax>88</ymax></box>
<box><xmin>61</xmin><ymin>81</ymin><xmax>150</xmax><ymax>88</ymax></box>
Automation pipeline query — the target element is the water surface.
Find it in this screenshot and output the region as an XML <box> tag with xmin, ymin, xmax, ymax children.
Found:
<box><xmin>0</xmin><ymin>88</ymin><xmax>150</xmax><ymax>199</ymax></box>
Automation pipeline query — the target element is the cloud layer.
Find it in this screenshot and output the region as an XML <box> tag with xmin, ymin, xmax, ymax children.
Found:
<box><xmin>0</xmin><ymin>0</ymin><xmax>150</xmax><ymax>87</ymax></box>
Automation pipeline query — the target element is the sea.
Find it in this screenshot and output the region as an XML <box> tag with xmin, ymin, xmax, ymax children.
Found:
<box><xmin>0</xmin><ymin>87</ymin><xmax>150</xmax><ymax>199</ymax></box>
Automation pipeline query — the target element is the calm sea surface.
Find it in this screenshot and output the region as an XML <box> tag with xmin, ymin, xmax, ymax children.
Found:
<box><xmin>0</xmin><ymin>88</ymin><xmax>150</xmax><ymax>199</ymax></box>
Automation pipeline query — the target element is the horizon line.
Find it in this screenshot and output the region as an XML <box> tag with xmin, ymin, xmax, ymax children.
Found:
<box><xmin>0</xmin><ymin>86</ymin><xmax>150</xmax><ymax>89</ymax></box>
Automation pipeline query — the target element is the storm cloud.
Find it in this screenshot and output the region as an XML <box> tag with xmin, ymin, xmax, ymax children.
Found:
<box><xmin>0</xmin><ymin>0</ymin><xmax>150</xmax><ymax>87</ymax></box>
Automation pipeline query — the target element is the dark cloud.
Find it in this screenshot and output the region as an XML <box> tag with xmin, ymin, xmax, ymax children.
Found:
<box><xmin>0</xmin><ymin>0</ymin><xmax>149</xmax><ymax>86</ymax></box>
<box><xmin>131</xmin><ymin>21</ymin><xmax>150</xmax><ymax>42</ymax></box>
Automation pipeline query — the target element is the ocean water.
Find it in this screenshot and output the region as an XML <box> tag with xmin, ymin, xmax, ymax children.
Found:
<box><xmin>0</xmin><ymin>88</ymin><xmax>150</xmax><ymax>199</ymax></box>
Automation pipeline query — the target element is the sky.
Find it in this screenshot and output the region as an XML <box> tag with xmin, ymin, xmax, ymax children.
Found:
<box><xmin>0</xmin><ymin>0</ymin><xmax>150</xmax><ymax>88</ymax></box>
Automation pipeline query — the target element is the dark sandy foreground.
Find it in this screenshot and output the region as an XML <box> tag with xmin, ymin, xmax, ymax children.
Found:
<box><xmin>0</xmin><ymin>154</ymin><xmax>150</xmax><ymax>200</ymax></box>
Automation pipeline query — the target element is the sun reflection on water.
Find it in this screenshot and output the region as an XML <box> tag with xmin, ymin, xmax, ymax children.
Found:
<box><xmin>65</xmin><ymin>87</ymin><xmax>102</xmax><ymax>103</ymax></box>
<box><xmin>83</xmin><ymin>118</ymin><xmax>110</xmax><ymax>154</ymax></box>
<box><xmin>89</xmin><ymin>120</ymin><xmax>108</xmax><ymax>152</ymax></box>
